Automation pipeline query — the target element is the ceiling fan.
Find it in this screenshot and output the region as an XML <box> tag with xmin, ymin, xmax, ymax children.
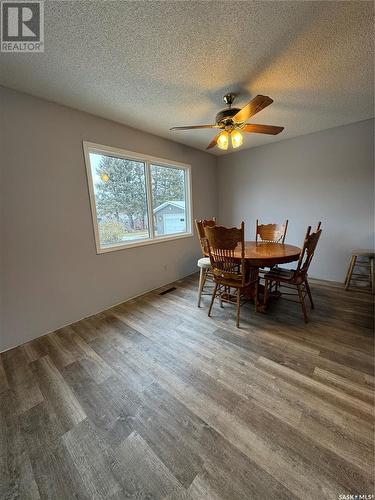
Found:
<box><xmin>170</xmin><ymin>93</ymin><xmax>284</xmax><ymax>151</ymax></box>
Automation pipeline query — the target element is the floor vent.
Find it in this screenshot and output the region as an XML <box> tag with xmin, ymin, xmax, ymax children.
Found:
<box><xmin>159</xmin><ymin>287</ymin><xmax>177</xmax><ymax>295</ymax></box>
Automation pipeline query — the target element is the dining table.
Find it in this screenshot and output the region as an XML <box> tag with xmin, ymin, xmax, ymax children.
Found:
<box><xmin>233</xmin><ymin>241</ymin><xmax>302</xmax><ymax>309</ymax></box>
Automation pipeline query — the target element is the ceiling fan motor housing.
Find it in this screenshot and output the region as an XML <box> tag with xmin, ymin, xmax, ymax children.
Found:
<box><xmin>215</xmin><ymin>107</ymin><xmax>241</xmax><ymax>127</ymax></box>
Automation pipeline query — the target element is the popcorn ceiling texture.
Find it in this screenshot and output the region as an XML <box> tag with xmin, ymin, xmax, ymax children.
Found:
<box><xmin>0</xmin><ymin>1</ymin><xmax>373</xmax><ymax>155</ymax></box>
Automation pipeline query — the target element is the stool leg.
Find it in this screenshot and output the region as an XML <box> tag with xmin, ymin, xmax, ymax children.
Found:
<box><xmin>344</xmin><ymin>256</ymin><xmax>353</xmax><ymax>286</ymax></box>
<box><xmin>370</xmin><ymin>257</ymin><xmax>374</xmax><ymax>295</ymax></box>
<box><xmin>197</xmin><ymin>268</ymin><xmax>206</xmax><ymax>307</ymax></box>
<box><xmin>345</xmin><ymin>255</ymin><xmax>356</xmax><ymax>290</ymax></box>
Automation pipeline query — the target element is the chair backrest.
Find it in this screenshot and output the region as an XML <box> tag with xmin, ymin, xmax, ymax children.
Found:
<box><xmin>204</xmin><ymin>222</ymin><xmax>245</xmax><ymax>285</ymax></box>
<box><xmin>296</xmin><ymin>222</ymin><xmax>322</xmax><ymax>277</ymax></box>
<box><xmin>195</xmin><ymin>217</ymin><xmax>216</xmax><ymax>255</ymax></box>
<box><xmin>256</xmin><ymin>219</ymin><xmax>288</xmax><ymax>243</ymax></box>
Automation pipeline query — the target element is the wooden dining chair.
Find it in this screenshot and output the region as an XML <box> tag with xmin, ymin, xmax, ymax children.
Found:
<box><xmin>263</xmin><ymin>222</ymin><xmax>322</xmax><ymax>323</ymax></box>
<box><xmin>256</xmin><ymin>219</ymin><xmax>289</xmax><ymax>292</ymax></box>
<box><xmin>256</xmin><ymin>219</ymin><xmax>288</xmax><ymax>243</ymax></box>
<box><xmin>194</xmin><ymin>217</ymin><xmax>216</xmax><ymax>307</ymax></box>
<box><xmin>205</xmin><ymin>222</ymin><xmax>256</xmax><ymax>328</ymax></box>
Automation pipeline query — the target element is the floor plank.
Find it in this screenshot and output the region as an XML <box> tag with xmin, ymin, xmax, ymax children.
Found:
<box><xmin>31</xmin><ymin>355</ymin><xmax>86</xmax><ymax>432</ymax></box>
<box><xmin>0</xmin><ymin>391</ymin><xmax>40</xmax><ymax>500</ymax></box>
<box><xmin>2</xmin><ymin>347</ymin><xmax>43</xmax><ymax>415</ymax></box>
<box><xmin>62</xmin><ymin>419</ymin><xmax>122</xmax><ymax>498</ymax></box>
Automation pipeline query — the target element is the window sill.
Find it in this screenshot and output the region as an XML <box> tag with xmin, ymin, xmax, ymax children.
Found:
<box><xmin>96</xmin><ymin>232</ymin><xmax>194</xmax><ymax>254</ymax></box>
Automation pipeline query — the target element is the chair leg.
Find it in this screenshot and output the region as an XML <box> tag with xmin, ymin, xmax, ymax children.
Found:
<box><xmin>197</xmin><ymin>267</ymin><xmax>207</xmax><ymax>307</ymax></box>
<box><xmin>208</xmin><ymin>283</ymin><xmax>218</xmax><ymax>317</ymax></box>
<box><xmin>263</xmin><ymin>278</ymin><xmax>270</xmax><ymax>310</ymax></box>
<box><xmin>304</xmin><ymin>279</ymin><xmax>314</xmax><ymax>309</ymax></box>
<box><xmin>236</xmin><ymin>289</ymin><xmax>241</xmax><ymax>328</ymax></box>
<box><xmin>370</xmin><ymin>257</ymin><xmax>374</xmax><ymax>295</ymax></box>
<box><xmin>297</xmin><ymin>284</ymin><xmax>308</xmax><ymax>323</ymax></box>
<box><xmin>345</xmin><ymin>255</ymin><xmax>356</xmax><ymax>290</ymax></box>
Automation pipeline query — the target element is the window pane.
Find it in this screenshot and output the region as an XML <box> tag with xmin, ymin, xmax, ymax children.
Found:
<box><xmin>89</xmin><ymin>153</ymin><xmax>149</xmax><ymax>248</ymax></box>
<box><xmin>151</xmin><ymin>164</ymin><xmax>187</xmax><ymax>236</ymax></box>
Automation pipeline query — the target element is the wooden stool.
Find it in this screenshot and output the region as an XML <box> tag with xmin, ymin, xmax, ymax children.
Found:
<box><xmin>345</xmin><ymin>249</ymin><xmax>374</xmax><ymax>294</ymax></box>
<box><xmin>197</xmin><ymin>257</ymin><xmax>212</xmax><ymax>307</ymax></box>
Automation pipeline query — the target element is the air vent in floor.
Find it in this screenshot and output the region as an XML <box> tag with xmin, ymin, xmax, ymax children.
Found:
<box><xmin>159</xmin><ymin>287</ymin><xmax>177</xmax><ymax>295</ymax></box>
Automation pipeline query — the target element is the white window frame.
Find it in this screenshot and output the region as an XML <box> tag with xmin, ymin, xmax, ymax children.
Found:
<box><xmin>83</xmin><ymin>141</ymin><xmax>193</xmax><ymax>254</ymax></box>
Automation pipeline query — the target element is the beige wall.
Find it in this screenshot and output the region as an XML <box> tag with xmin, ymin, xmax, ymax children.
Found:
<box><xmin>217</xmin><ymin>119</ymin><xmax>374</xmax><ymax>282</ymax></box>
<box><xmin>0</xmin><ymin>87</ymin><xmax>217</xmax><ymax>352</ymax></box>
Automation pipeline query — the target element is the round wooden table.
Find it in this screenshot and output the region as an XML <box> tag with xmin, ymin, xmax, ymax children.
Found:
<box><xmin>235</xmin><ymin>241</ymin><xmax>301</xmax><ymax>267</ymax></box>
<box><xmin>234</xmin><ymin>241</ymin><xmax>301</xmax><ymax>307</ymax></box>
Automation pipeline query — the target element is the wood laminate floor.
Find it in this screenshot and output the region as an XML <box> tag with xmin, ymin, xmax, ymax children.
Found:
<box><xmin>1</xmin><ymin>275</ymin><xmax>374</xmax><ymax>500</ymax></box>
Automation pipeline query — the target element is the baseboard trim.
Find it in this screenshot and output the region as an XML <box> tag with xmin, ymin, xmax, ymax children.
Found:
<box><xmin>0</xmin><ymin>272</ymin><xmax>348</xmax><ymax>354</ymax></box>
<box><xmin>0</xmin><ymin>270</ymin><xmax>198</xmax><ymax>354</ymax></box>
<box><xmin>189</xmin><ymin>273</ymin><xmax>344</xmax><ymax>289</ymax></box>
<box><xmin>308</xmin><ymin>277</ymin><xmax>344</xmax><ymax>288</ymax></box>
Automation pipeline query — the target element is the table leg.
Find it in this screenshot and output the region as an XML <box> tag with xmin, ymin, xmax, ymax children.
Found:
<box><xmin>243</xmin><ymin>264</ymin><xmax>262</xmax><ymax>311</ymax></box>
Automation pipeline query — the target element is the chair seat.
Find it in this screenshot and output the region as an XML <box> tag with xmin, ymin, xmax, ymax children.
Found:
<box><xmin>352</xmin><ymin>249</ymin><xmax>375</xmax><ymax>257</ymax></box>
<box><xmin>264</xmin><ymin>267</ymin><xmax>298</xmax><ymax>283</ymax></box>
<box><xmin>214</xmin><ymin>276</ymin><xmax>249</xmax><ymax>288</ymax></box>
<box><xmin>197</xmin><ymin>257</ymin><xmax>211</xmax><ymax>269</ymax></box>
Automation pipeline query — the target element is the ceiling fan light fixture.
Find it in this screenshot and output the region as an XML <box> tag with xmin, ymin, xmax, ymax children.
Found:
<box><xmin>170</xmin><ymin>94</ymin><xmax>283</xmax><ymax>151</ymax></box>
<box><xmin>217</xmin><ymin>131</ymin><xmax>229</xmax><ymax>150</ymax></box>
<box><xmin>231</xmin><ymin>129</ymin><xmax>243</xmax><ymax>149</ymax></box>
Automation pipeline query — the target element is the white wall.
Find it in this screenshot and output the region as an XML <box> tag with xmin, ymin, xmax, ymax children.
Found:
<box><xmin>0</xmin><ymin>87</ymin><xmax>217</xmax><ymax>352</ymax></box>
<box><xmin>217</xmin><ymin>119</ymin><xmax>374</xmax><ymax>283</ymax></box>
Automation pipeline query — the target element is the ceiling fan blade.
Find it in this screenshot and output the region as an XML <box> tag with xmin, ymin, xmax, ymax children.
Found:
<box><xmin>170</xmin><ymin>124</ymin><xmax>218</xmax><ymax>130</ymax></box>
<box><xmin>233</xmin><ymin>95</ymin><xmax>273</xmax><ymax>123</ymax></box>
<box><xmin>206</xmin><ymin>133</ymin><xmax>221</xmax><ymax>150</ymax></box>
<box><xmin>242</xmin><ymin>124</ymin><xmax>284</xmax><ymax>135</ymax></box>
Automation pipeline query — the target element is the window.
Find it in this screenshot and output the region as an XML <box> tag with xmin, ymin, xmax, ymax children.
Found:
<box><xmin>83</xmin><ymin>142</ymin><xmax>192</xmax><ymax>253</ymax></box>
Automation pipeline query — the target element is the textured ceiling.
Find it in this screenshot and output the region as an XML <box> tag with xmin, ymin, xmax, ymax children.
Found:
<box><xmin>0</xmin><ymin>1</ymin><xmax>373</xmax><ymax>155</ymax></box>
